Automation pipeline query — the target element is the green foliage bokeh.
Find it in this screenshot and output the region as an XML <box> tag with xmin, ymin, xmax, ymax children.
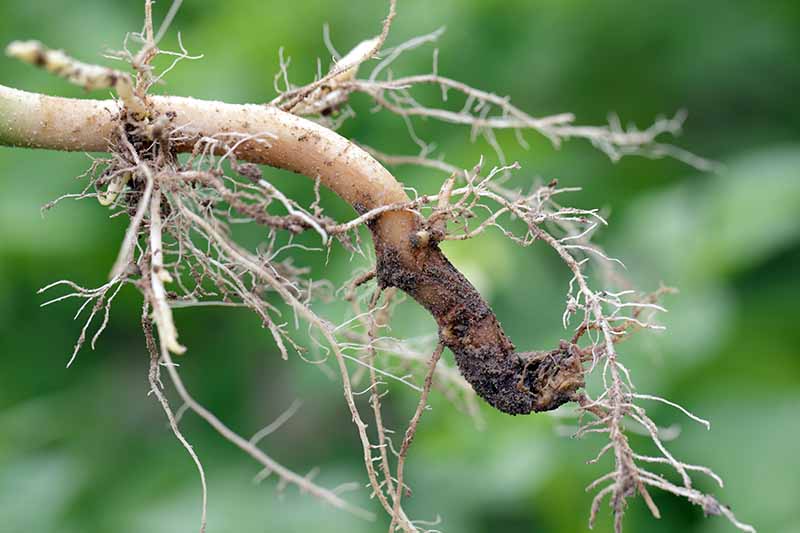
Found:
<box><xmin>0</xmin><ymin>1</ymin><xmax>798</xmax><ymax>532</ymax></box>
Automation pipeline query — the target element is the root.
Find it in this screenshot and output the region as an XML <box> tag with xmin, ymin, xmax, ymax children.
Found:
<box><xmin>142</xmin><ymin>271</ymin><xmax>374</xmax><ymax>522</ymax></box>
<box><xmin>142</xmin><ymin>304</ymin><xmax>208</xmax><ymax>533</ymax></box>
<box><xmin>0</xmin><ymin>4</ymin><xmax>754</xmax><ymax>532</ymax></box>
<box><xmin>374</xmin><ymin>228</ymin><xmax>583</xmax><ymax>414</ymax></box>
<box><xmin>1</xmin><ymin>84</ymin><xmax>581</xmax><ymax>413</ymax></box>
<box><xmin>6</xmin><ymin>41</ymin><xmax>145</xmax><ymax>116</ymax></box>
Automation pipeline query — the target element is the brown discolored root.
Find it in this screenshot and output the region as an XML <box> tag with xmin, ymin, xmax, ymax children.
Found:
<box><xmin>371</xmin><ymin>211</ymin><xmax>583</xmax><ymax>414</ymax></box>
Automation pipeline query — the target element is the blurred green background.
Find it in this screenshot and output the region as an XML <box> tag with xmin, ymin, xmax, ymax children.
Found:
<box><xmin>1</xmin><ymin>1</ymin><xmax>798</xmax><ymax>532</ymax></box>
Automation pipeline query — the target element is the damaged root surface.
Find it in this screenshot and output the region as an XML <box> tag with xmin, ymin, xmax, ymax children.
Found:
<box><xmin>374</xmin><ymin>224</ymin><xmax>583</xmax><ymax>414</ymax></box>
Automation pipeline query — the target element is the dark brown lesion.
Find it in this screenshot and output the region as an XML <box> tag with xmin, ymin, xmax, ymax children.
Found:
<box><xmin>371</xmin><ymin>216</ymin><xmax>584</xmax><ymax>415</ymax></box>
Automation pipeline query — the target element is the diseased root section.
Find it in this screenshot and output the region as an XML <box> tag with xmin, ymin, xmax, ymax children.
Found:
<box><xmin>517</xmin><ymin>343</ymin><xmax>584</xmax><ymax>413</ymax></box>
<box><xmin>373</xmin><ymin>226</ymin><xmax>583</xmax><ymax>414</ymax></box>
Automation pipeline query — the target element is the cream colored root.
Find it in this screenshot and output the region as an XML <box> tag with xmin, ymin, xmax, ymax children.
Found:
<box><xmin>6</xmin><ymin>41</ymin><xmax>146</xmax><ymax>115</ymax></box>
<box><xmin>0</xmin><ymin>84</ymin><xmax>406</xmax><ymax>207</ymax></box>
<box><xmin>0</xmin><ymin>83</ymin><xmax>417</xmax><ymax>253</ymax></box>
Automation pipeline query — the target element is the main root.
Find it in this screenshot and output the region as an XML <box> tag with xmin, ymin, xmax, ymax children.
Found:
<box><xmin>0</xmin><ymin>3</ymin><xmax>754</xmax><ymax>531</ymax></box>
